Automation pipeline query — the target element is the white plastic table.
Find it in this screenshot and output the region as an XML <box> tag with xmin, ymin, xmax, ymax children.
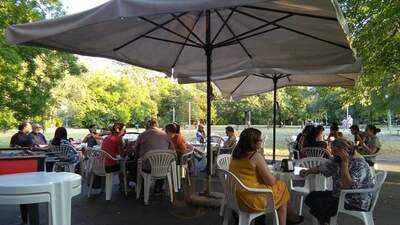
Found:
<box><xmin>0</xmin><ymin>172</ymin><xmax>81</xmax><ymax>225</ymax></box>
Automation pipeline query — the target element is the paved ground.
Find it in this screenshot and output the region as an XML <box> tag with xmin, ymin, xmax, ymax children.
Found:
<box><xmin>1</xmin><ymin>165</ymin><xmax>399</xmax><ymax>225</ymax></box>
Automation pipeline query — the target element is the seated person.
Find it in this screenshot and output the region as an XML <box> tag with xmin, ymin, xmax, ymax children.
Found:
<box><xmin>350</xmin><ymin>124</ymin><xmax>367</xmax><ymax>145</ymax></box>
<box><xmin>301</xmin><ymin>125</ymin><xmax>328</xmax><ymax>158</ymax></box>
<box><xmin>196</xmin><ymin>124</ymin><xmax>206</xmax><ymax>143</ymax></box>
<box><xmin>327</xmin><ymin>122</ymin><xmax>343</xmax><ymax>141</ymax></box>
<box><xmin>10</xmin><ymin>122</ymin><xmax>34</xmax><ymax>148</ymax></box>
<box><xmin>295</xmin><ymin>125</ymin><xmax>313</xmax><ymax>150</ymax></box>
<box><xmin>131</xmin><ymin>118</ymin><xmax>173</xmax><ymax>192</ymax></box>
<box><xmin>50</xmin><ymin>127</ymin><xmax>79</xmax><ymax>163</ymax></box>
<box><xmin>223</xmin><ymin>126</ymin><xmax>237</xmax><ymax>149</ymax></box>
<box><xmin>358</xmin><ymin>124</ymin><xmax>381</xmax><ymax>155</ymax></box>
<box><xmin>83</xmin><ymin>124</ymin><xmax>101</xmax><ymax>147</ymax></box>
<box><xmin>165</xmin><ymin>123</ymin><xmax>188</xmax><ymax>156</ymax></box>
<box><xmin>357</xmin><ymin>124</ymin><xmax>381</xmax><ymax>166</ymax></box>
<box><xmin>229</xmin><ymin>128</ymin><xmax>303</xmax><ymax>225</ymax></box>
<box><xmin>29</xmin><ymin>124</ymin><xmax>47</xmax><ymax>146</ymax></box>
<box><xmin>101</xmin><ymin>122</ymin><xmax>125</xmax><ymax>173</ymax></box>
<box><xmin>301</xmin><ymin>139</ymin><xmax>374</xmax><ymax>225</ymax></box>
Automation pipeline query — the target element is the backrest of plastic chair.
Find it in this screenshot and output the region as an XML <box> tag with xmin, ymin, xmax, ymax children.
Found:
<box><xmin>216</xmin><ymin>154</ymin><xmax>231</xmax><ymax>170</ymax></box>
<box><xmin>180</xmin><ymin>150</ymin><xmax>193</xmax><ymax>165</ymax></box>
<box><xmin>209</xmin><ymin>135</ymin><xmax>224</xmax><ymax>145</ymax></box>
<box><xmin>299</xmin><ymin>157</ymin><xmax>327</xmax><ymax>168</ymax></box>
<box><xmin>299</xmin><ymin>157</ymin><xmax>329</xmax><ymax>191</ymax></box>
<box><xmin>302</xmin><ymin>147</ymin><xmax>326</xmax><ymax>158</ymax></box>
<box><xmin>216</xmin><ymin>169</ymin><xmax>241</xmax><ymax>212</ymax></box>
<box><xmin>90</xmin><ymin>150</ymin><xmax>115</xmax><ymax>175</ymax></box>
<box><xmin>370</xmin><ymin>171</ymin><xmax>387</xmax><ymax>211</ymax></box>
<box><xmin>50</xmin><ymin>144</ymin><xmax>72</xmax><ymax>158</ymax></box>
<box><xmin>217</xmin><ymin>169</ymin><xmax>275</xmax><ymax>213</ymax></box>
<box><xmin>142</xmin><ymin>150</ymin><xmax>175</xmax><ymax>177</ymax></box>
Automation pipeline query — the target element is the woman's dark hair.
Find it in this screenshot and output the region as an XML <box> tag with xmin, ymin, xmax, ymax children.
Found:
<box><xmin>304</xmin><ymin>125</ymin><xmax>324</xmax><ymax>147</ymax></box>
<box><xmin>52</xmin><ymin>127</ymin><xmax>68</xmax><ymax>145</ymax></box>
<box><xmin>18</xmin><ymin>122</ymin><xmax>29</xmax><ymax>131</ymax></box>
<box><xmin>173</xmin><ymin>122</ymin><xmax>181</xmax><ymax>134</ymax></box>
<box><xmin>302</xmin><ymin>125</ymin><xmax>313</xmax><ymax>135</ymax></box>
<box><xmin>366</xmin><ymin>124</ymin><xmax>381</xmax><ymax>135</ymax></box>
<box><xmin>232</xmin><ymin>128</ymin><xmax>262</xmax><ymax>159</ymax></box>
<box><xmin>165</xmin><ymin>123</ymin><xmax>177</xmax><ymax>134</ymax></box>
<box><xmin>110</xmin><ymin>122</ymin><xmax>124</xmax><ymax>134</ymax></box>
<box><xmin>330</xmin><ymin>122</ymin><xmax>339</xmax><ymax>131</ymax></box>
<box><xmin>225</xmin><ymin>126</ymin><xmax>234</xmax><ymax>133</ymax></box>
<box><xmin>350</xmin><ymin>124</ymin><xmax>360</xmax><ymax>132</ymax></box>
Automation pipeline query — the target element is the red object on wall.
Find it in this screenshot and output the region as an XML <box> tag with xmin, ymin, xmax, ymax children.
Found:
<box><xmin>0</xmin><ymin>160</ymin><xmax>38</xmax><ymax>175</ymax></box>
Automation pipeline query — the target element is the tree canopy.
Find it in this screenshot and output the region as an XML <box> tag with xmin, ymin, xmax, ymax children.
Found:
<box><xmin>0</xmin><ymin>0</ymin><xmax>398</xmax><ymax>130</ymax></box>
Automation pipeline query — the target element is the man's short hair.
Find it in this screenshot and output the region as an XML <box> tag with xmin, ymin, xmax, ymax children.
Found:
<box><xmin>18</xmin><ymin>122</ymin><xmax>29</xmax><ymax>131</ymax></box>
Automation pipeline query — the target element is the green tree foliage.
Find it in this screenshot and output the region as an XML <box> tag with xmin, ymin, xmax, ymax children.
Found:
<box><xmin>0</xmin><ymin>0</ymin><xmax>398</xmax><ymax>130</ymax></box>
<box><xmin>339</xmin><ymin>0</ymin><xmax>400</xmax><ymax>122</ymax></box>
<box><xmin>0</xmin><ymin>0</ymin><xmax>84</xmax><ymax>129</ymax></box>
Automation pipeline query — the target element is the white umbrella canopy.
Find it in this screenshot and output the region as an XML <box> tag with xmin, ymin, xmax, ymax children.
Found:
<box><xmin>212</xmin><ymin>61</ymin><xmax>361</xmax><ymax>99</ymax></box>
<box><xmin>6</xmin><ymin>0</ymin><xmax>359</xmax><ymax>165</ymax></box>
<box><xmin>6</xmin><ymin>0</ymin><xmax>356</xmax><ymax>79</ymax></box>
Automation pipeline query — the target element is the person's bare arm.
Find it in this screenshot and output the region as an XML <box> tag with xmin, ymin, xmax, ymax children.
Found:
<box><xmin>300</xmin><ymin>166</ymin><xmax>320</xmax><ymax>177</ymax></box>
<box><xmin>251</xmin><ymin>152</ymin><xmax>277</xmax><ymax>186</ymax></box>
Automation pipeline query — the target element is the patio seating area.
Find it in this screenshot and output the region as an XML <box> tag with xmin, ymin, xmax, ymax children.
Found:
<box><xmin>0</xmin><ymin>168</ymin><xmax>399</xmax><ymax>225</ymax></box>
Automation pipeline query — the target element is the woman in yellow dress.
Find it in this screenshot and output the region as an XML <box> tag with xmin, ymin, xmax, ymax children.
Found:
<box><xmin>229</xmin><ymin>128</ymin><xmax>303</xmax><ymax>225</ymax></box>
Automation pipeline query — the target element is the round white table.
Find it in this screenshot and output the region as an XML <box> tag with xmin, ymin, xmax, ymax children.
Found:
<box><xmin>0</xmin><ymin>172</ymin><xmax>81</xmax><ymax>225</ymax></box>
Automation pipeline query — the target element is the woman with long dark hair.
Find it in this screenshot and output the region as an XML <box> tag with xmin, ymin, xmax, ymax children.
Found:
<box><xmin>230</xmin><ymin>128</ymin><xmax>303</xmax><ymax>225</ymax></box>
<box><xmin>50</xmin><ymin>127</ymin><xmax>79</xmax><ymax>163</ymax></box>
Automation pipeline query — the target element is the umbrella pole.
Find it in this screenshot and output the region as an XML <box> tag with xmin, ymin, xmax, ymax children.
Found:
<box><xmin>205</xmin><ymin>9</ymin><xmax>212</xmax><ymax>195</ymax></box>
<box><xmin>272</xmin><ymin>76</ymin><xmax>278</xmax><ymax>163</ymax></box>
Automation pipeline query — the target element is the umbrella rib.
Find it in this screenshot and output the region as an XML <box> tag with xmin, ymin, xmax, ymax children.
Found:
<box><xmin>170</xmin><ymin>13</ymin><xmax>205</xmax><ymax>46</ymax></box>
<box><xmin>171</xmin><ymin>11</ymin><xmax>203</xmax><ymax>68</ymax></box>
<box><xmin>139</xmin><ymin>16</ymin><xmax>202</xmax><ymax>47</ymax></box>
<box><xmin>233</xmin><ymin>9</ymin><xmax>350</xmax><ymax>50</ymax></box>
<box><xmin>215</xmin><ymin>9</ymin><xmax>252</xmax><ymax>59</ymax></box>
<box><xmin>337</xmin><ymin>74</ymin><xmax>355</xmax><ymax>81</ymax></box>
<box><xmin>217</xmin><ymin>26</ymin><xmax>280</xmax><ymax>47</ymax></box>
<box><xmin>231</xmin><ymin>75</ymin><xmax>250</xmax><ymax>95</ymax></box>
<box><xmin>214</xmin><ymin>13</ymin><xmax>291</xmax><ymax>47</ymax></box>
<box><xmin>143</xmin><ymin>35</ymin><xmax>201</xmax><ymax>48</ymax></box>
<box><xmin>211</xmin><ymin>8</ymin><xmax>235</xmax><ymax>44</ymax></box>
<box><xmin>241</xmin><ymin>5</ymin><xmax>338</xmax><ymax>21</ymax></box>
<box><xmin>114</xmin><ymin>12</ymin><xmax>187</xmax><ymax>51</ymax></box>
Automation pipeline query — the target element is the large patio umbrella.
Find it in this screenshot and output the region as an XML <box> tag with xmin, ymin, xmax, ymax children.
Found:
<box><xmin>211</xmin><ymin>61</ymin><xmax>361</xmax><ymax>161</ymax></box>
<box><xmin>6</xmin><ymin>0</ymin><xmax>358</xmax><ymax>177</ymax></box>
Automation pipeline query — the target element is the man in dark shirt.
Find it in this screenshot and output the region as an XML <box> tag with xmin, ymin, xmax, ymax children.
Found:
<box><xmin>10</xmin><ymin>122</ymin><xmax>34</xmax><ymax>148</ymax></box>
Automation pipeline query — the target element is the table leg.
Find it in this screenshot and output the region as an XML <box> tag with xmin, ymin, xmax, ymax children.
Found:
<box><xmin>27</xmin><ymin>204</ymin><xmax>40</xmax><ymax>225</ymax></box>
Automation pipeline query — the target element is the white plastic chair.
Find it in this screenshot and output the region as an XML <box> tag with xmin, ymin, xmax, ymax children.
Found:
<box><xmin>50</xmin><ymin>145</ymin><xmax>79</xmax><ymax>173</ymax></box>
<box><xmin>217</xmin><ymin>169</ymin><xmax>279</xmax><ymax>225</ymax></box>
<box><xmin>177</xmin><ymin>150</ymin><xmax>193</xmax><ymax>189</ymax></box>
<box><xmin>329</xmin><ymin>171</ymin><xmax>387</xmax><ymax>225</ymax></box>
<box><xmin>136</xmin><ymin>150</ymin><xmax>176</xmax><ymax>205</ymax></box>
<box><xmin>216</xmin><ymin>154</ymin><xmax>231</xmax><ymax>216</ymax></box>
<box><xmin>302</xmin><ymin>147</ymin><xmax>327</xmax><ymax>158</ymax></box>
<box><xmin>291</xmin><ymin>157</ymin><xmax>329</xmax><ymax>215</ymax></box>
<box><xmin>216</xmin><ymin>154</ymin><xmax>231</xmax><ymax>170</ymax></box>
<box><xmin>288</xmin><ymin>141</ymin><xmax>300</xmax><ymax>160</ymax></box>
<box><xmin>87</xmin><ymin>150</ymin><xmax>127</xmax><ymax>201</ymax></box>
